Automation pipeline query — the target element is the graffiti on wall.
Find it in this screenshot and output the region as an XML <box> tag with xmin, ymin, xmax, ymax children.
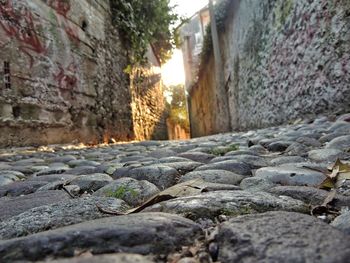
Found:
<box><xmin>53</xmin><ymin>61</ymin><xmax>78</xmax><ymax>90</ymax></box>
<box><xmin>47</xmin><ymin>0</ymin><xmax>80</xmax><ymax>44</ymax></box>
<box><xmin>0</xmin><ymin>0</ymin><xmax>81</xmax><ymax>90</ymax></box>
<box><xmin>0</xmin><ymin>0</ymin><xmax>47</xmax><ymax>67</ymax></box>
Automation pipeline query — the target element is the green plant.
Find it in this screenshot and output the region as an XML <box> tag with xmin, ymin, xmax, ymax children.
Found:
<box><xmin>199</xmin><ymin>0</ymin><xmax>232</xmax><ymax>66</ymax></box>
<box><xmin>105</xmin><ymin>186</ymin><xmax>139</xmax><ymax>199</ymax></box>
<box><xmin>110</xmin><ymin>0</ymin><xmax>179</xmax><ymax>65</ymax></box>
<box><xmin>209</xmin><ymin>144</ymin><xmax>239</xmax><ymax>156</ymax></box>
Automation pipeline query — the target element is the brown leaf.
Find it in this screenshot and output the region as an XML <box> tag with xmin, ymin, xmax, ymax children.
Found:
<box><xmin>329</xmin><ymin>165</ymin><xmax>340</xmax><ymax>179</ymax></box>
<box><xmin>319</xmin><ymin>159</ymin><xmax>350</xmax><ymax>190</ymax></box>
<box><xmin>319</xmin><ymin>177</ymin><xmax>335</xmax><ymax>190</ymax></box>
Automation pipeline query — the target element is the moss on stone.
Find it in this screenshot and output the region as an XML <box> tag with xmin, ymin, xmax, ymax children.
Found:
<box><xmin>105</xmin><ymin>186</ymin><xmax>139</xmax><ymax>199</ymax></box>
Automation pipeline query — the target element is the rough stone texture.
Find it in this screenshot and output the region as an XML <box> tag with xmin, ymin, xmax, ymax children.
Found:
<box><xmin>0</xmin><ymin>0</ymin><xmax>168</xmax><ymax>146</ymax></box>
<box><xmin>177</xmin><ymin>152</ymin><xmax>216</xmax><ymax>164</ymax></box>
<box><xmin>179</xmin><ymin>169</ymin><xmax>244</xmax><ymax>185</ymax></box>
<box><xmin>0</xmin><ymin>0</ymin><xmax>134</xmax><ymax>146</ymax></box>
<box><xmin>0</xmin><ymin>197</ymin><xmax>129</xmax><ymax>240</ymax></box>
<box><xmin>46</xmin><ymin>254</ymin><xmax>155</xmax><ymax>263</ymax></box>
<box><xmin>255</xmin><ymin>166</ymin><xmax>326</xmax><ymax>187</ymax></box>
<box><xmin>114</xmin><ymin>165</ymin><xmax>180</xmax><ymax>190</ymax></box>
<box><xmin>93</xmin><ymin>177</ymin><xmax>160</xmax><ymax>206</ymax></box>
<box><xmin>69</xmin><ymin>173</ymin><xmax>113</xmax><ymax>193</ymax></box>
<box><xmin>0</xmin><ymin>173</ymin><xmax>19</xmax><ymax>186</ymax></box>
<box><xmin>326</xmin><ymin>135</ymin><xmax>350</xmax><ymax>151</ymax></box>
<box><xmin>217</xmin><ymin>211</ymin><xmax>350</xmax><ymax>263</ymax></box>
<box><xmin>331</xmin><ymin>210</ymin><xmax>350</xmax><ymax>234</ymax></box>
<box><xmin>0</xmin><ymin>190</ymin><xmax>71</xmax><ymax>220</ymax></box>
<box><xmin>240</xmin><ymin>177</ymin><xmax>276</xmax><ymax>192</ymax></box>
<box><xmin>0</xmin><ymin>180</ymin><xmax>48</xmax><ymax>197</ymax></box>
<box><xmin>145</xmin><ymin>190</ymin><xmax>308</xmax><ymax>220</ymax></box>
<box><xmin>268</xmin><ymin>185</ymin><xmax>350</xmax><ymax>209</ymax></box>
<box><xmin>187</xmin><ymin>0</ymin><xmax>350</xmax><ymax>134</ymax></box>
<box><xmin>308</xmin><ymin>148</ymin><xmax>348</xmax><ymax>162</ymax></box>
<box><xmin>159</xmin><ymin>161</ymin><xmax>203</xmax><ymax>175</ymax></box>
<box><xmin>0</xmin><ymin>213</ymin><xmax>202</xmax><ymax>262</ymax></box>
<box><xmin>194</xmin><ymin>160</ymin><xmax>252</xmax><ymax>176</ymax></box>
<box><xmin>130</xmin><ymin>65</ymin><xmax>168</xmax><ymax>141</ymax></box>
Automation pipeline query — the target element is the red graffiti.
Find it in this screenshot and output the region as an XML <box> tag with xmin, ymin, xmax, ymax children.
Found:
<box><xmin>47</xmin><ymin>0</ymin><xmax>70</xmax><ymax>18</ymax></box>
<box><xmin>47</xmin><ymin>0</ymin><xmax>79</xmax><ymax>44</ymax></box>
<box><xmin>53</xmin><ymin>61</ymin><xmax>78</xmax><ymax>90</ymax></box>
<box><xmin>64</xmin><ymin>24</ymin><xmax>80</xmax><ymax>45</ymax></box>
<box><xmin>0</xmin><ymin>0</ymin><xmax>47</xmax><ymax>67</ymax></box>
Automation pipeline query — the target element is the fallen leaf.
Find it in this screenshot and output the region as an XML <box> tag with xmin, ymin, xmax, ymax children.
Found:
<box><xmin>319</xmin><ymin>159</ymin><xmax>350</xmax><ymax>190</ymax></box>
<box><xmin>329</xmin><ymin>165</ymin><xmax>339</xmax><ymax>179</ymax></box>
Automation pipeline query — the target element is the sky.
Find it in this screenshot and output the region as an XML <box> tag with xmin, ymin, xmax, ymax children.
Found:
<box><xmin>161</xmin><ymin>0</ymin><xmax>208</xmax><ymax>86</ymax></box>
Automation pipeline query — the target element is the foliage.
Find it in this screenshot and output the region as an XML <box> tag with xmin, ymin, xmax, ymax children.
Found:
<box><xmin>199</xmin><ymin>0</ymin><xmax>232</xmax><ymax>66</ymax></box>
<box><xmin>165</xmin><ymin>84</ymin><xmax>190</xmax><ymax>133</ymax></box>
<box><xmin>110</xmin><ymin>0</ymin><xmax>179</xmax><ymax>65</ymax></box>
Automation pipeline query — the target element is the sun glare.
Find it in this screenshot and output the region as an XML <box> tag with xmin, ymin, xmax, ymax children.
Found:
<box><xmin>161</xmin><ymin>49</ymin><xmax>185</xmax><ymax>86</ymax></box>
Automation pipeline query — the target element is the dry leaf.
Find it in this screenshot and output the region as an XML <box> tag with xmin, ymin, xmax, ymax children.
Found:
<box><xmin>319</xmin><ymin>159</ymin><xmax>350</xmax><ymax>190</ymax></box>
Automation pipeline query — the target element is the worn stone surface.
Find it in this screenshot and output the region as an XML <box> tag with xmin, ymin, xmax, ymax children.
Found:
<box><xmin>0</xmin><ymin>180</ymin><xmax>48</xmax><ymax>197</ymax></box>
<box><xmin>93</xmin><ymin>177</ymin><xmax>159</xmax><ymax>206</ymax></box>
<box><xmin>266</xmin><ymin>186</ymin><xmax>350</xmax><ymax>208</ymax></box>
<box><xmin>0</xmin><ymin>197</ymin><xmax>129</xmax><ymax>240</ymax></box>
<box><xmin>331</xmin><ymin>210</ymin><xmax>350</xmax><ymax>234</ymax></box>
<box><xmin>177</xmin><ymin>152</ymin><xmax>215</xmax><ymax>164</ymax></box>
<box><xmin>240</xmin><ymin>177</ymin><xmax>276</xmax><ymax>192</ymax></box>
<box><xmin>0</xmin><ymin>213</ymin><xmax>202</xmax><ymax>262</ymax></box>
<box><xmin>308</xmin><ymin>149</ymin><xmax>349</xmax><ymax>162</ymax></box>
<box><xmin>114</xmin><ymin>165</ymin><xmax>180</xmax><ymax>190</ymax></box>
<box><xmin>217</xmin><ymin>212</ymin><xmax>350</xmax><ymax>263</ymax></box>
<box><xmin>179</xmin><ymin>170</ymin><xmax>244</xmax><ymax>185</ymax></box>
<box><xmin>194</xmin><ymin>160</ymin><xmax>252</xmax><ymax>176</ymax></box>
<box><xmin>255</xmin><ymin>166</ymin><xmax>326</xmax><ymax>187</ymax></box>
<box><xmin>145</xmin><ymin>190</ymin><xmax>308</xmax><ymax>219</ymax></box>
<box><xmin>1</xmin><ymin>114</ymin><xmax>350</xmax><ymax>261</ymax></box>
<box><xmin>326</xmin><ymin>135</ymin><xmax>350</xmax><ymax>151</ymax></box>
<box><xmin>0</xmin><ymin>173</ymin><xmax>20</xmax><ymax>186</ymax></box>
<box><xmin>45</xmin><ymin>254</ymin><xmax>155</xmax><ymax>263</ymax></box>
<box><xmin>159</xmin><ymin>161</ymin><xmax>203</xmax><ymax>175</ymax></box>
<box><xmin>69</xmin><ymin>173</ymin><xmax>113</xmax><ymax>193</ymax></box>
<box><xmin>0</xmin><ymin>190</ymin><xmax>71</xmax><ymax>220</ymax></box>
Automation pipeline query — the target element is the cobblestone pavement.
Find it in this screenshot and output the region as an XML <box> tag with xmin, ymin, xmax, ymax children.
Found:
<box><xmin>1</xmin><ymin>114</ymin><xmax>350</xmax><ymax>262</ymax></box>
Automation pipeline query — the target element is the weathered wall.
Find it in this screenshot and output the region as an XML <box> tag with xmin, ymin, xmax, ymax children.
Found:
<box><xmin>193</xmin><ymin>0</ymin><xmax>350</xmax><ymax>132</ymax></box>
<box><xmin>0</xmin><ymin>0</ymin><xmax>135</xmax><ymax>146</ymax></box>
<box><xmin>130</xmin><ymin>48</ymin><xmax>168</xmax><ymax>141</ymax></box>
<box><xmin>223</xmin><ymin>0</ymin><xmax>350</xmax><ymax>129</ymax></box>
<box><xmin>189</xmin><ymin>55</ymin><xmax>224</xmax><ymax>137</ymax></box>
<box><xmin>166</xmin><ymin>119</ymin><xmax>190</xmax><ymax>140</ymax></box>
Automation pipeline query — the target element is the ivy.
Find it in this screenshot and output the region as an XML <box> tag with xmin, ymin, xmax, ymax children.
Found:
<box><xmin>110</xmin><ymin>0</ymin><xmax>179</xmax><ymax>65</ymax></box>
<box><xmin>199</xmin><ymin>0</ymin><xmax>232</xmax><ymax>66</ymax></box>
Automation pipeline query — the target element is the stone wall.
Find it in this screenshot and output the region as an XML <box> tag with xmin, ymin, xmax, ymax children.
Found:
<box><xmin>192</xmin><ymin>0</ymin><xmax>350</xmax><ymax>133</ymax></box>
<box><xmin>130</xmin><ymin>48</ymin><xmax>168</xmax><ymax>141</ymax></box>
<box><xmin>0</xmin><ymin>0</ymin><xmax>135</xmax><ymax>146</ymax></box>
<box><xmin>189</xmin><ymin>55</ymin><xmax>221</xmax><ymax>137</ymax></box>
